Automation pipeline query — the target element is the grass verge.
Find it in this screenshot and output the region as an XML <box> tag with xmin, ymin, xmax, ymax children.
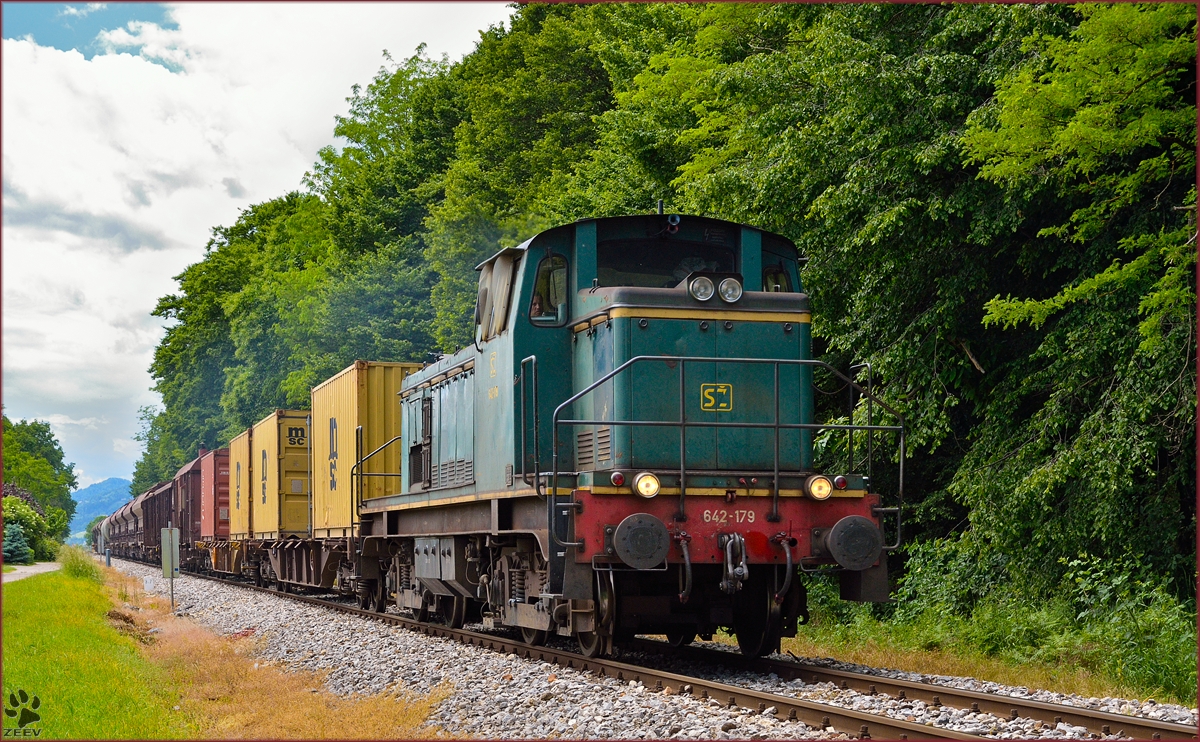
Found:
<box><xmin>4</xmin><ymin>565</ymin><xmax>445</xmax><ymax>739</ymax></box>
<box><xmin>2</xmin><ymin>569</ymin><xmax>195</xmax><ymax>738</ymax></box>
<box><xmin>2</xmin><ymin>565</ymin><xmax>14</xmax><ymax>573</ymax></box>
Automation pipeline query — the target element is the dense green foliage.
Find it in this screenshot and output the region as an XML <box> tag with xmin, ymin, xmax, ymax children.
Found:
<box><xmin>84</xmin><ymin>515</ymin><xmax>106</xmax><ymax>548</ymax></box>
<box><xmin>3</xmin><ymin>415</ymin><xmax>78</xmax><ymax>522</ymax></box>
<box><xmin>134</xmin><ymin>3</ymin><xmax>1194</xmax><ymax>692</ymax></box>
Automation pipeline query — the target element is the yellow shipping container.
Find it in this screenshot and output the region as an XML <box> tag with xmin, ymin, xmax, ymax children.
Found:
<box><xmin>228</xmin><ymin>428</ymin><xmax>254</xmax><ymax>540</ymax></box>
<box><xmin>251</xmin><ymin>409</ymin><xmax>311</xmax><ymax>539</ymax></box>
<box><xmin>311</xmin><ymin>361</ymin><xmax>420</xmax><ymax>538</ymax></box>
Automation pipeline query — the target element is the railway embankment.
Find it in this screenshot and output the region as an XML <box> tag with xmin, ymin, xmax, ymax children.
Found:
<box><xmin>112</xmin><ymin>557</ymin><xmax>1197</xmax><ymax>740</ymax></box>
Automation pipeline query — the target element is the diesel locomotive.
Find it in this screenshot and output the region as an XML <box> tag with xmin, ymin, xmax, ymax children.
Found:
<box><xmin>97</xmin><ymin>212</ymin><xmax>904</xmax><ymax>659</ymax></box>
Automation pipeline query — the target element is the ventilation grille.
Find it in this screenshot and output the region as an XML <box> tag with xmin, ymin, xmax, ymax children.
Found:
<box><xmin>596</xmin><ymin>426</ymin><xmax>612</xmax><ymax>463</ymax></box>
<box><xmin>431</xmin><ymin>458</ymin><xmax>473</xmax><ymax>488</ymax></box>
<box><xmin>576</xmin><ymin>430</ymin><xmax>594</xmax><ymax>470</ymax></box>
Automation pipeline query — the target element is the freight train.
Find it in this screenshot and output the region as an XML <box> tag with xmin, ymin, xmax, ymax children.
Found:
<box><xmin>97</xmin><ymin>212</ymin><xmax>905</xmax><ymax>658</ymax></box>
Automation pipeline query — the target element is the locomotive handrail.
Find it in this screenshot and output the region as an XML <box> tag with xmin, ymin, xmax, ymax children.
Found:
<box><xmin>351</xmin><ymin>429</ymin><xmax>405</xmax><ymax>522</ymax></box>
<box><xmin>549</xmin><ymin>355</ymin><xmax>905</xmax><ymax>551</ymax></box>
<box><xmin>518</xmin><ymin>355</ymin><xmax>542</xmax><ymax>496</ymax></box>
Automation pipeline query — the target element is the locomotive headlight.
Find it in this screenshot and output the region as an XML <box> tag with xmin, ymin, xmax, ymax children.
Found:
<box><xmin>634</xmin><ymin>472</ymin><xmax>661</xmax><ymax>498</ymax></box>
<box><xmin>806</xmin><ymin>474</ymin><xmax>834</xmax><ymax>501</ymax></box>
<box><xmin>689</xmin><ymin>276</ymin><xmax>715</xmax><ymax>301</ymax></box>
<box><xmin>718</xmin><ymin>278</ymin><xmax>743</xmax><ymax>303</ymax></box>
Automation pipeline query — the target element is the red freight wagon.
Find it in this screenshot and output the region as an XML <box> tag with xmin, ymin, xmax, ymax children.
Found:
<box><xmin>200</xmin><ymin>448</ymin><xmax>230</xmax><ymax>540</ymax></box>
<box><xmin>174</xmin><ymin>453</ymin><xmax>204</xmax><ymax>545</ymax></box>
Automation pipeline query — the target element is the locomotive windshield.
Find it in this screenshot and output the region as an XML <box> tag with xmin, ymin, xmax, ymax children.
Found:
<box><xmin>597</xmin><ymin>239</ymin><xmax>735</xmax><ymax>288</ymax></box>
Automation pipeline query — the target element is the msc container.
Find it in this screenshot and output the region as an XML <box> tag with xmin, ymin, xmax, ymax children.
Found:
<box><xmin>311</xmin><ymin>361</ymin><xmax>420</xmax><ymax>538</ymax></box>
<box><xmin>229</xmin><ymin>428</ymin><xmax>254</xmax><ymax>540</ymax></box>
<box><xmin>250</xmin><ymin>409</ymin><xmax>311</xmax><ymax>539</ymax></box>
<box><xmin>199</xmin><ymin>448</ymin><xmax>230</xmax><ymax>540</ymax></box>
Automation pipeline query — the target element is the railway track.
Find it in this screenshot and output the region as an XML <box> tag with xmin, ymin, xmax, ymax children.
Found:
<box><xmin>129</xmin><ymin>562</ymin><xmax>1196</xmax><ymax>741</ymax></box>
<box><xmin>628</xmin><ymin>640</ymin><xmax>1196</xmax><ymax>741</ymax></box>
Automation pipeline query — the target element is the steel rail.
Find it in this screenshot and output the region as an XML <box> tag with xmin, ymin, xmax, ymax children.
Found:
<box><xmin>627</xmin><ymin>640</ymin><xmax>1196</xmax><ymax>741</ymax></box>
<box><xmin>167</xmin><ymin>568</ymin><xmax>971</xmax><ymax>740</ymax></box>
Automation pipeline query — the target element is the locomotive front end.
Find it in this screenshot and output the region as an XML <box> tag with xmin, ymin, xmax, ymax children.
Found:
<box><xmin>537</xmin><ymin>214</ymin><xmax>901</xmax><ymax>656</ymax></box>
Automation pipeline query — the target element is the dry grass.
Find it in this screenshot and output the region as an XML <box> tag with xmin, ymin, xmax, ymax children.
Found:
<box><xmin>693</xmin><ymin>627</ymin><xmax>1152</xmax><ymax>701</ymax></box>
<box><xmin>102</xmin><ymin>567</ymin><xmax>448</xmax><ymax>739</ymax></box>
<box><xmin>776</xmin><ymin>634</ymin><xmax>1145</xmax><ymax>700</ymax></box>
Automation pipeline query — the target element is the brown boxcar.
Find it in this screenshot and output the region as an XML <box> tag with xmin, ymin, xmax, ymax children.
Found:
<box><xmin>173</xmin><ymin>453</ymin><xmax>204</xmax><ymax>546</ymax></box>
<box><xmin>200</xmin><ymin>448</ymin><xmax>230</xmax><ymax>540</ymax></box>
<box><xmin>140</xmin><ymin>481</ymin><xmax>173</xmax><ymax>559</ymax></box>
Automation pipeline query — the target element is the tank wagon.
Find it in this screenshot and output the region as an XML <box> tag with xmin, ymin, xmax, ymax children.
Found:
<box><xmin>97</xmin><ymin>212</ymin><xmax>904</xmax><ymax>659</ymax></box>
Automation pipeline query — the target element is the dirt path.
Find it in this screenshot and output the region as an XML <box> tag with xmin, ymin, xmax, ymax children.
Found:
<box><xmin>3</xmin><ymin>562</ymin><xmax>62</xmax><ymax>583</ymax></box>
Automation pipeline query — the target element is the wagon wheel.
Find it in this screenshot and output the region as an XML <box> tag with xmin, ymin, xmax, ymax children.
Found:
<box><xmin>370</xmin><ymin>579</ymin><xmax>389</xmax><ymax>613</ymax></box>
<box><xmin>414</xmin><ymin>590</ymin><xmax>434</xmax><ymax>623</ymax></box>
<box><xmin>520</xmin><ymin>626</ymin><xmax>548</xmax><ymax>646</ymax></box>
<box><xmin>277</xmin><ymin>579</ymin><xmax>292</xmax><ymax>594</ymax></box>
<box><xmin>436</xmin><ymin>595</ymin><xmax>467</xmax><ymax>629</ymax></box>
<box><xmin>666</xmin><ymin>629</ymin><xmax>696</xmax><ymax>648</ymax></box>
<box><xmin>355</xmin><ymin>581</ymin><xmax>373</xmax><ymax>610</ymax></box>
<box><xmin>732</xmin><ymin>577</ymin><xmax>782</xmax><ymax>657</ymax></box>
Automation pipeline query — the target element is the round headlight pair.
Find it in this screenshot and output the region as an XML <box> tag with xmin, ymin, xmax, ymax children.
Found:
<box><xmin>688</xmin><ymin>277</ymin><xmax>743</xmax><ymax>303</ymax></box>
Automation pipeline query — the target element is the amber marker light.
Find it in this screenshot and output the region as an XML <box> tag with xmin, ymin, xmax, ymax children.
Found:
<box><xmin>806</xmin><ymin>474</ymin><xmax>834</xmax><ymax>500</ymax></box>
<box><xmin>634</xmin><ymin>472</ymin><xmax>661</xmax><ymax>497</ymax></box>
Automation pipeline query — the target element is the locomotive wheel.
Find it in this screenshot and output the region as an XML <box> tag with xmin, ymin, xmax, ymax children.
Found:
<box><xmin>520</xmin><ymin>626</ymin><xmax>548</xmax><ymax>646</ymax></box>
<box><xmin>666</xmin><ymin>629</ymin><xmax>696</xmax><ymax>648</ymax></box>
<box><xmin>732</xmin><ymin>578</ymin><xmax>783</xmax><ymax>657</ymax></box>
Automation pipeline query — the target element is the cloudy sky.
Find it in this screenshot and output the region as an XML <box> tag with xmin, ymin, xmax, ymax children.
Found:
<box><xmin>2</xmin><ymin>2</ymin><xmax>513</xmax><ymax>488</ymax></box>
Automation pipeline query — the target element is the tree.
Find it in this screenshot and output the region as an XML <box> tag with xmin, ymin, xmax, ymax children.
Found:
<box><xmin>3</xmin><ymin>524</ymin><xmax>33</xmax><ymax>565</ymax></box>
<box><xmin>2</xmin><ymin>415</ymin><xmax>78</xmax><ymax>520</ymax></box>
<box><xmin>84</xmin><ymin>515</ymin><xmax>106</xmax><ymax>548</ymax></box>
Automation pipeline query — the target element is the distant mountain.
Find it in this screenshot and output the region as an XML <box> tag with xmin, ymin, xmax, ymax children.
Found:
<box><xmin>67</xmin><ymin>478</ymin><xmax>132</xmax><ymax>543</ymax></box>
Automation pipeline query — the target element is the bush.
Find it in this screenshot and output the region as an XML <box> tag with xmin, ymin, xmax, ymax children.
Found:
<box><xmin>2</xmin><ymin>496</ymin><xmax>56</xmax><ymax>560</ymax></box>
<box><xmin>57</xmin><ymin>545</ymin><xmax>101</xmax><ymax>582</ymax></box>
<box><xmin>3</xmin><ymin>523</ymin><xmax>34</xmax><ymax>565</ymax></box>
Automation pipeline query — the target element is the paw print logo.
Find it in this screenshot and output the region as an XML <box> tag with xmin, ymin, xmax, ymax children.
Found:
<box><xmin>4</xmin><ymin>690</ymin><xmax>41</xmax><ymax>728</ymax></box>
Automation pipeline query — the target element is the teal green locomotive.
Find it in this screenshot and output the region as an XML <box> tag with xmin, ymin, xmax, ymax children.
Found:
<box><xmin>354</xmin><ymin>213</ymin><xmax>903</xmax><ymax>657</ymax></box>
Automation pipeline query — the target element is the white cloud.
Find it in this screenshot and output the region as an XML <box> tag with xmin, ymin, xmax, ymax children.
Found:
<box><xmin>60</xmin><ymin>4</ymin><xmax>108</xmax><ymax>19</ymax></box>
<box><xmin>2</xmin><ymin>3</ymin><xmax>514</xmax><ymax>484</ymax></box>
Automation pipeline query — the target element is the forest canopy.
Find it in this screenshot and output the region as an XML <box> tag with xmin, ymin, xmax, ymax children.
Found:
<box><xmin>132</xmin><ymin>2</ymin><xmax>1195</xmax><ymax>653</ymax></box>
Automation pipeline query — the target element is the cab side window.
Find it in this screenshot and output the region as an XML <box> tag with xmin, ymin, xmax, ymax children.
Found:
<box><xmin>763</xmin><ymin>263</ymin><xmax>792</xmax><ymax>292</ymax></box>
<box><xmin>529</xmin><ymin>254</ymin><xmax>568</xmax><ymax>325</ymax></box>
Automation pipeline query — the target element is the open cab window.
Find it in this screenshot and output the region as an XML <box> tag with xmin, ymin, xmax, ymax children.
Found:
<box><xmin>476</xmin><ymin>250</ymin><xmax>520</xmax><ymax>342</ymax></box>
<box><xmin>529</xmin><ymin>254</ymin><xmax>568</xmax><ymax>325</ymax></box>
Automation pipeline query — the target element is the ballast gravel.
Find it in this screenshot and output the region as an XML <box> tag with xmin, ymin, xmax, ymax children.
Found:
<box><xmin>112</xmin><ymin>559</ymin><xmax>1195</xmax><ymax>740</ymax></box>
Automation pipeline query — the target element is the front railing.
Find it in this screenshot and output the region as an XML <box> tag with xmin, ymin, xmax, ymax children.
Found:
<box><xmin>520</xmin><ymin>355</ymin><xmax>904</xmax><ymax>551</ymax></box>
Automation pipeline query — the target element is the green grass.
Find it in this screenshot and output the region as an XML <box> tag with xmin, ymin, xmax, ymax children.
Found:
<box><xmin>2</xmin><ymin>566</ymin><xmax>14</xmax><ymax>574</ymax></box>
<box><xmin>2</xmin><ymin>570</ymin><xmax>196</xmax><ymax>739</ymax></box>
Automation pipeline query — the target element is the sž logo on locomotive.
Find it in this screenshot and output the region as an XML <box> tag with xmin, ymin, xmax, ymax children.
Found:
<box><xmin>328</xmin><ymin>417</ymin><xmax>337</xmax><ymax>490</ymax></box>
<box><xmin>700</xmin><ymin>383</ymin><xmax>733</xmax><ymax>412</ymax></box>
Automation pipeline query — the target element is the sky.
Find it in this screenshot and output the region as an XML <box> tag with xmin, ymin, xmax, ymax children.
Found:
<box><xmin>2</xmin><ymin>2</ymin><xmax>515</xmax><ymax>488</ymax></box>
